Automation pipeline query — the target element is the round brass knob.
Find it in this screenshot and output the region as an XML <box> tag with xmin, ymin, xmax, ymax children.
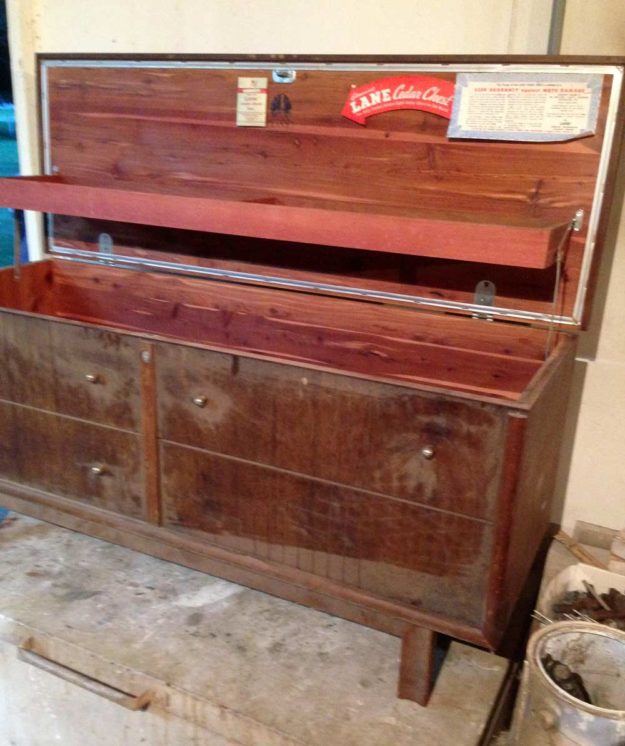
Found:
<box><xmin>90</xmin><ymin>465</ymin><xmax>106</xmax><ymax>476</ymax></box>
<box><xmin>84</xmin><ymin>373</ymin><xmax>100</xmax><ymax>384</ymax></box>
<box><xmin>192</xmin><ymin>395</ymin><xmax>208</xmax><ymax>408</ymax></box>
<box><xmin>420</xmin><ymin>445</ymin><xmax>435</xmax><ymax>460</ymax></box>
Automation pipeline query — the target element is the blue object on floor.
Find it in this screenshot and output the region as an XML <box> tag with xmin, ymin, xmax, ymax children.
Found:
<box><xmin>0</xmin><ymin>507</ymin><xmax>9</xmax><ymax>523</ymax></box>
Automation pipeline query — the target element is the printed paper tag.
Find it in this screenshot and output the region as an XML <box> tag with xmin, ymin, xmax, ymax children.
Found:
<box><xmin>236</xmin><ymin>77</ymin><xmax>268</xmax><ymax>127</ymax></box>
<box><xmin>448</xmin><ymin>73</ymin><xmax>602</xmax><ymax>142</ymax></box>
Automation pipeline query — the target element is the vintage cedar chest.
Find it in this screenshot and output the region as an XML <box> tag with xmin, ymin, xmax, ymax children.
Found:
<box><xmin>0</xmin><ymin>55</ymin><xmax>623</xmax><ymax>704</ymax></box>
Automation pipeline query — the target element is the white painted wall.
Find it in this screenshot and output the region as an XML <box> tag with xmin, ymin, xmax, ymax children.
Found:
<box><xmin>561</xmin><ymin>0</ymin><xmax>625</xmax><ymax>56</ymax></box>
<box><xmin>20</xmin><ymin>0</ymin><xmax>556</xmax><ymax>56</ymax></box>
<box><xmin>556</xmin><ymin>0</ymin><xmax>625</xmax><ymax>532</ymax></box>
<box><xmin>5</xmin><ymin>0</ymin><xmax>625</xmax><ymax>532</ymax></box>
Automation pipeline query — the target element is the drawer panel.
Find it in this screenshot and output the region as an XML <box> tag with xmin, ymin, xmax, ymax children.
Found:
<box><xmin>50</xmin><ymin>322</ymin><xmax>142</xmax><ymax>430</ymax></box>
<box><xmin>161</xmin><ymin>442</ymin><xmax>492</xmax><ymax>627</ymax></box>
<box><xmin>0</xmin><ymin>401</ymin><xmax>144</xmax><ymax>517</ymax></box>
<box><xmin>157</xmin><ymin>344</ymin><xmax>505</xmax><ymax>520</ymax></box>
<box><xmin>0</xmin><ymin>313</ymin><xmax>56</xmax><ymax>411</ymax></box>
<box><xmin>0</xmin><ymin>312</ymin><xmax>141</xmax><ymax>430</ymax></box>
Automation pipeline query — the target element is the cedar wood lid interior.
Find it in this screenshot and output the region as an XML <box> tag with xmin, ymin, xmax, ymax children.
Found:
<box><xmin>29</xmin><ymin>56</ymin><xmax>625</xmax><ymax>329</ymax></box>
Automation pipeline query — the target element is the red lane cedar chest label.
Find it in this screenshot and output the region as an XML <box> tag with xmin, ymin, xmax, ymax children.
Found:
<box><xmin>341</xmin><ymin>75</ymin><xmax>455</xmax><ymax>124</ymax></box>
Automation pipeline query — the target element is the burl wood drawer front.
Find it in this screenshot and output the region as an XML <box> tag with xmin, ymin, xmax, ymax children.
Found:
<box><xmin>0</xmin><ymin>402</ymin><xmax>144</xmax><ymax>517</ymax></box>
<box><xmin>0</xmin><ymin>312</ymin><xmax>141</xmax><ymax>430</ymax></box>
<box><xmin>161</xmin><ymin>443</ymin><xmax>492</xmax><ymax>627</ymax></box>
<box><xmin>156</xmin><ymin>344</ymin><xmax>505</xmax><ymax>520</ymax></box>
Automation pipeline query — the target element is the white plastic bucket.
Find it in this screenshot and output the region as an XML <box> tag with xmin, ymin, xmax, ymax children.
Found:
<box><xmin>510</xmin><ymin>622</ymin><xmax>625</xmax><ymax>745</ymax></box>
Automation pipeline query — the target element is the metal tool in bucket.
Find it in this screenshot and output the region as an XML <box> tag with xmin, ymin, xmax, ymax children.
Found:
<box><xmin>511</xmin><ymin>621</ymin><xmax>625</xmax><ymax>745</ymax></box>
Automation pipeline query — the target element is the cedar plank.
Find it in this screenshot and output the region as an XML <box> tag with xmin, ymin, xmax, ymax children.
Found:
<box><xmin>0</xmin><ymin>176</ymin><xmax>569</xmax><ymax>268</ymax></box>
<box><xmin>47</xmin><ymin>262</ymin><xmax>541</xmax><ymax>398</ymax></box>
<box><xmin>48</xmin><ymin>117</ymin><xmax>596</xmax><ymax>220</ymax></box>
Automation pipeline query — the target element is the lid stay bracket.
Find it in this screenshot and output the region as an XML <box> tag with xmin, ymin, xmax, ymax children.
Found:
<box><xmin>98</xmin><ymin>232</ymin><xmax>115</xmax><ymax>265</ymax></box>
<box><xmin>473</xmin><ymin>279</ymin><xmax>496</xmax><ymax>321</ymax></box>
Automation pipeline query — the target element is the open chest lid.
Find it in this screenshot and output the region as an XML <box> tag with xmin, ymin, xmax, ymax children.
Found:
<box><xmin>2</xmin><ymin>55</ymin><xmax>624</xmax><ymax>330</ymax></box>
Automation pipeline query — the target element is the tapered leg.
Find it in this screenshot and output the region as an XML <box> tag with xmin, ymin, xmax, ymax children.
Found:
<box><xmin>397</xmin><ymin>625</ymin><xmax>437</xmax><ymax>705</ymax></box>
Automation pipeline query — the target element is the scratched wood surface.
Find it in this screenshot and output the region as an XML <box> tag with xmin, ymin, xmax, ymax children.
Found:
<box><xmin>160</xmin><ymin>442</ymin><xmax>492</xmax><ymax>627</ymax></box>
<box><xmin>0</xmin><ymin>401</ymin><xmax>144</xmax><ymax>517</ymax></box>
<box><xmin>0</xmin><ymin>312</ymin><xmax>57</xmax><ymax>412</ymax></box>
<box><xmin>0</xmin><ymin>310</ymin><xmax>142</xmax><ymax>431</ymax></box>
<box><xmin>38</xmin><ymin>62</ymin><xmax>616</xmax><ymax>317</ymax></box>
<box><xmin>156</xmin><ymin>342</ymin><xmax>506</xmax><ymax>520</ymax></box>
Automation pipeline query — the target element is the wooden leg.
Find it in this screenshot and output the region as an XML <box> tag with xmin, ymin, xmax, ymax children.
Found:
<box><xmin>397</xmin><ymin>625</ymin><xmax>437</xmax><ymax>706</ymax></box>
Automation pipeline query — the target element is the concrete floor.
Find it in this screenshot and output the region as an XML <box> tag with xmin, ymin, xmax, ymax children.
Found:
<box><xmin>0</xmin><ymin>513</ymin><xmax>509</xmax><ymax>745</ymax></box>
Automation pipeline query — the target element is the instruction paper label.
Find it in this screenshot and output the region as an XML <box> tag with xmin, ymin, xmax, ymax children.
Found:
<box><xmin>448</xmin><ymin>73</ymin><xmax>602</xmax><ymax>142</ymax></box>
<box><xmin>236</xmin><ymin>77</ymin><xmax>268</xmax><ymax>127</ymax></box>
